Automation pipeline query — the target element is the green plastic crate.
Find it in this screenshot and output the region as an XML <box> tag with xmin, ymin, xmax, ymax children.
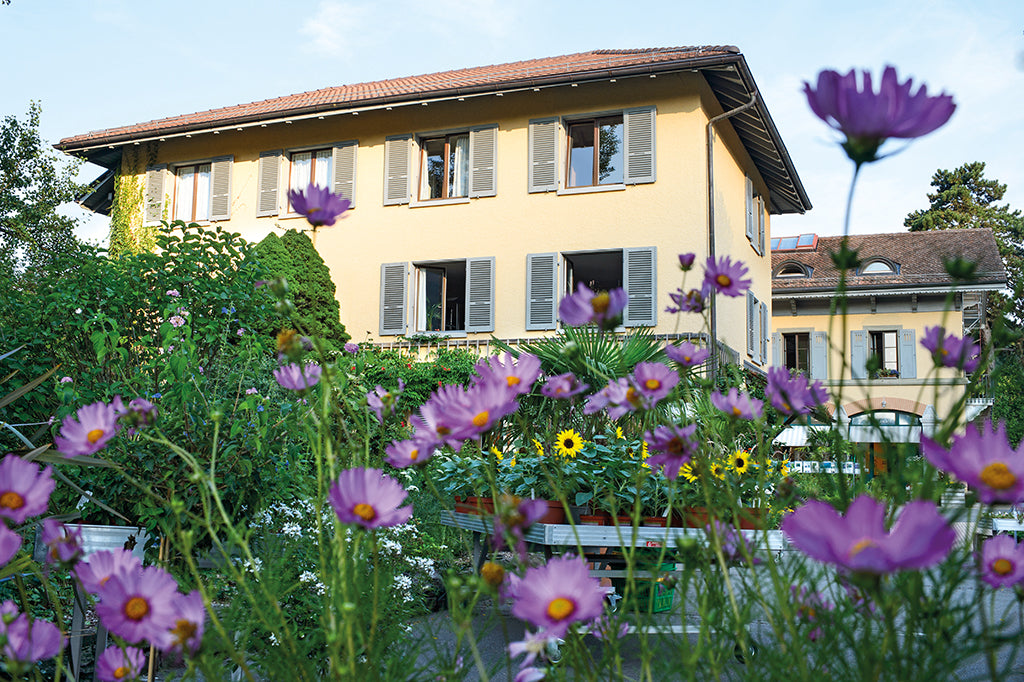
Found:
<box><xmin>612</xmin><ymin>562</ymin><xmax>676</xmax><ymax>613</ymax></box>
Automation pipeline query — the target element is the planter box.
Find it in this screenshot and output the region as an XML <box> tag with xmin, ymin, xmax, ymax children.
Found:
<box><xmin>34</xmin><ymin>523</ymin><xmax>148</xmax><ymax>563</ymax></box>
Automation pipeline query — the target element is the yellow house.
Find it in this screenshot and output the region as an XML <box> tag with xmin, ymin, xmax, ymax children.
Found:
<box><xmin>60</xmin><ymin>47</ymin><xmax>809</xmax><ymax>369</ymax></box>
<box><xmin>770</xmin><ymin>229</ymin><xmax>1006</xmax><ymax>458</ymax></box>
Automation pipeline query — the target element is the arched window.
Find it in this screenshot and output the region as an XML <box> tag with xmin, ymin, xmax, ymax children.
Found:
<box><xmin>849</xmin><ymin>410</ymin><xmax>921</xmax><ymax>426</ymax></box>
<box><xmin>773</xmin><ymin>262</ymin><xmax>811</xmax><ymax>279</ymax></box>
<box><xmin>859</xmin><ymin>259</ymin><xmax>897</xmax><ymax>275</ymax></box>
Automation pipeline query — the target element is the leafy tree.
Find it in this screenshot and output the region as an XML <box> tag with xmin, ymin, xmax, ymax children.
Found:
<box><xmin>253</xmin><ymin>230</ymin><xmax>349</xmax><ymax>352</ymax></box>
<box><xmin>0</xmin><ymin>102</ymin><xmax>84</xmax><ymax>275</ymax></box>
<box><xmin>992</xmin><ymin>345</ymin><xmax>1024</xmax><ymax>447</ymax></box>
<box><xmin>905</xmin><ymin>161</ymin><xmax>1024</xmax><ymax>320</ymax></box>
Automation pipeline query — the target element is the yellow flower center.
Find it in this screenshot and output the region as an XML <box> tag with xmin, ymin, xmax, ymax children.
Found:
<box><xmin>436</xmin><ymin>426</ymin><xmax>450</xmax><ymax>436</ymax></box>
<box><xmin>732</xmin><ymin>407</ymin><xmax>742</xmax><ymax>416</ymax></box>
<box><xmin>980</xmin><ymin>462</ymin><xmax>1016</xmax><ymax>490</ymax></box>
<box><xmin>472</xmin><ymin>411</ymin><xmax>490</xmax><ymax>428</ymax></box>
<box><xmin>113</xmin><ymin>666</ymin><xmax>129</xmax><ymax>679</ymax></box>
<box><xmin>626</xmin><ymin>387</ymin><xmax>640</xmax><ymax>404</ymax></box>
<box><xmin>507</xmin><ymin>376</ymin><xmax>521</xmax><ymax>387</ymax></box>
<box><xmin>644</xmin><ymin>378</ymin><xmax>661</xmax><ymax>391</ymax></box>
<box><xmin>353</xmin><ymin>503</ymin><xmax>376</xmax><ymax>521</ymax></box>
<box><xmin>0</xmin><ymin>491</ymin><xmax>24</xmax><ymax>510</ymax></box>
<box><xmin>683</xmin><ymin>355</ymin><xmax>692</xmax><ymax>363</ymax></box>
<box><xmin>849</xmin><ymin>538</ymin><xmax>876</xmax><ymax>558</ymax></box>
<box><xmin>87</xmin><ymin>428</ymin><xmax>105</xmax><ymax>444</ymax></box>
<box><xmin>591</xmin><ymin>292</ymin><xmax>610</xmax><ymax>314</ymax></box>
<box><xmin>409</xmin><ymin>449</ymin><xmax>419</xmax><ymax>461</ymax></box>
<box><xmin>716</xmin><ymin>274</ymin><xmax>732</xmax><ymax>288</ymax></box>
<box><xmin>993</xmin><ymin>558</ymin><xmax>1014</xmax><ymax>575</ymax></box>
<box><xmin>124</xmin><ymin>596</ymin><xmax>150</xmax><ymax>621</ymax></box>
<box><xmin>546</xmin><ymin>597</ymin><xmax>575</xmax><ymax>621</ymax></box>
<box><xmin>172</xmin><ymin>618</ymin><xmax>197</xmax><ymax>645</ymax></box>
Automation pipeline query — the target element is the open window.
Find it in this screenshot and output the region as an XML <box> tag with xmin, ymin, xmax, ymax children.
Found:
<box><xmin>379</xmin><ymin>258</ymin><xmax>494</xmax><ymax>336</ymax></box>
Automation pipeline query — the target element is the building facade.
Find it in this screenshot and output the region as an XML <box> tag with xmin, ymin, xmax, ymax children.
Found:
<box><xmin>61</xmin><ymin>47</ymin><xmax>810</xmax><ymax>366</ymax></box>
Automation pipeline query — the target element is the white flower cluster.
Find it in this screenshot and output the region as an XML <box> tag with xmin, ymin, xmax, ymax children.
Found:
<box><xmin>299</xmin><ymin>570</ymin><xmax>327</xmax><ymax>595</ymax></box>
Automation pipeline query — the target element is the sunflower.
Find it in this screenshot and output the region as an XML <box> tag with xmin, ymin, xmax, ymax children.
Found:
<box><xmin>778</xmin><ymin>459</ymin><xmax>790</xmax><ymax>477</ymax></box>
<box><xmin>680</xmin><ymin>462</ymin><xmax>698</xmax><ymax>482</ymax></box>
<box><xmin>729</xmin><ymin>450</ymin><xmax>751</xmax><ymax>475</ymax></box>
<box><xmin>554</xmin><ymin>429</ymin><xmax>585</xmax><ymax>458</ymax></box>
<box><xmin>615</xmin><ymin>426</ymin><xmax>625</xmax><ymax>440</ymax></box>
<box><xmin>709</xmin><ymin>461</ymin><xmax>726</xmax><ymax>480</ymax></box>
<box><xmin>532</xmin><ymin>438</ymin><xmax>545</xmax><ymax>456</ymax></box>
<box><xmin>490</xmin><ymin>446</ymin><xmax>504</xmax><ymax>462</ymax></box>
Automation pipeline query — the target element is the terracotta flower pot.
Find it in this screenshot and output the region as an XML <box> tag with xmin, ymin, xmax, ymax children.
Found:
<box><xmin>536</xmin><ymin>500</ymin><xmax>567</xmax><ymax>525</ymax></box>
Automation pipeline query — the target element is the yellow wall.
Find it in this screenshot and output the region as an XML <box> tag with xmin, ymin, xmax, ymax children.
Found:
<box><xmin>130</xmin><ymin>72</ymin><xmax>771</xmax><ymax>356</ymax></box>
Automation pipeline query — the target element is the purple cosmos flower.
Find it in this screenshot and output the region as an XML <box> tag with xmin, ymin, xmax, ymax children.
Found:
<box><xmin>979</xmin><ymin>535</ymin><xmax>1024</xmax><ymax>588</ymax></box>
<box><xmin>475</xmin><ymin>352</ymin><xmax>542</xmax><ymax>396</ymax></box>
<box><xmin>765</xmin><ymin>367</ymin><xmax>828</xmax><ymax>417</ymax></box>
<box><xmin>96</xmin><ymin>645</ymin><xmax>146</xmax><ymax>681</ymax></box>
<box><xmin>245</xmin><ymin>387</ymin><xmax>259</xmax><ymax>395</ymax></box>
<box><xmin>54</xmin><ymin>400</ymin><xmax>121</xmax><ymax>457</ymax></box>
<box><xmin>166</xmin><ymin>289</ymin><xmax>180</xmax><ymax>297</ymax></box>
<box><xmin>921</xmin><ymin>325</ymin><xmax>981</xmax><ymax>373</ymax></box>
<box><xmin>678</xmin><ymin>253</ymin><xmax>696</xmax><ymax>271</ymax></box>
<box><xmin>665</xmin><ymin>341</ymin><xmax>711</xmax><ymax>368</ymax></box>
<box><xmin>287</xmin><ymin>183</ymin><xmax>351</xmax><ymax>227</ymax></box>
<box><xmin>790</xmin><ymin>585</ymin><xmax>833</xmax><ymax>641</ymax></box>
<box><xmin>237</xmin><ymin>328</ymin><xmax>245</xmax><ymax>336</ymax></box>
<box><xmin>343</xmin><ymin>341</ymin><xmax>359</xmax><ymax>354</ymax></box>
<box><xmin>166</xmin><ymin>590</ymin><xmax>205</xmax><ymax>653</ymax></box>
<box><xmin>703</xmin><ymin>256</ymin><xmax>752</xmax><ymax>298</ymax></box>
<box><xmin>0</xmin><ymin>454</ymin><xmax>55</xmax><ymax>524</ymax></box>
<box><xmin>41</xmin><ymin>519</ymin><xmax>83</xmax><ymax>565</ymax></box>
<box><xmin>804</xmin><ymin>66</ymin><xmax>956</xmax><ymax>165</ymax></box>
<box><xmin>492</xmin><ymin>496</ymin><xmax>548</xmax><ymax>561</ymax></box>
<box><xmin>781</xmin><ymin>495</ymin><xmax>954</xmax><ymax>574</ymax></box>
<box><xmin>589</xmin><ymin>611</ymin><xmax>629</xmax><ymax>641</ymax></box>
<box><xmin>168</xmin><ymin>315</ymin><xmax>186</xmax><ymax>328</ymax></box>
<box><xmin>447</xmin><ymin>379</ymin><xmax>518</xmax><ymax>441</ymax></box>
<box><xmin>513</xmin><ymin>667</ymin><xmax>547</xmax><ymax>682</ymax></box>
<box><xmin>508</xmin><ymin>629</ymin><xmax>558</xmax><ymax>669</ymax></box>
<box><xmin>117</xmin><ymin>397</ymin><xmax>158</xmax><ymax>436</ymax></box>
<box><xmin>710</xmin><ymin>388</ymin><xmax>763</xmax><ymax>420</ymax></box>
<box><xmin>584</xmin><ymin>378</ymin><xmax>633</xmax><ymax>419</ymax></box>
<box><xmin>511</xmin><ymin>555</ymin><xmax>605</xmax><ymax>638</ymax></box>
<box><xmin>96</xmin><ymin>565</ymin><xmax>180</xmax><ymax>646</ymax></box>
<box><xmin>75</xmin><ymin>548</ymin><xmax>142</xmax><ymax>594</ymax></box>
<box><xmin>367</xmin><ymin>379</ymin><xmax>404</xmax><ymax>424</ymax></box>
<box><xmin>644</xmin><ymin>424</ymin><xmax>698</xmax><ymax>480</ymax></box>
<box><xmin>667</xmin><ymin>287</ymin><xmax>707</xmax><ymax>314</ymax></box>
<box><xmin>412</xmin><ymin>386</ymin><xmax>468</xmax><ymax>452</ymax></box>
<box><xmin>540</xmin><ymin>372</ymin><xmax>589</xmax><ymax>399</ymax></box>
<box><xmin>630</xmin><ymin>362</ymin><xmax>679</xmax><ymax>407</ymax></box>
<box><xmin>59</xmin><ymin>376</ymin><xmax>73</xmax><ymax>383</ymax></box>
<box><xmin>328</xmin><ymin>467</ymin><xmax>412</xmax><ymax>530</ymax></box>
<box><xmin>559</xmin><ymin>283</ymin><xmax>629</xmax><ymax>328</ymax></box>
<box><xmin>1</xmin><ymin>610</ymin><xmax>63</xmax><ymax>665</ymax></box>
<box><xmin>707</xmin><ymin>519</ymin><xmax>760</xmax><ymax>565</ymax></box>
<box><xmin>922</xmin><ymin>421</ymin><xmax>1024</xmax><ymax>504</ymax></box>
<box><xmin>0</xmin><ymin>524</ymin><xmax>22</xmax><ymax>567</ymax></box>
<box><xmin>273</xmin><ymin>363</ymin><xmax>322</xmax><ymax>391</ymax></box>
<box><xmin>384</xmin><ymin>438</ymin><xmax>434</xmax><ymax>468</ymax></box>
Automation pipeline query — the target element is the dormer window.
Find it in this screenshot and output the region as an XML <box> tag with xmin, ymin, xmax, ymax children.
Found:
<box><xmin>773</xmin><ymin>262</ymin><xmax>811</xmax><ymax>279</ymax></box>
<box><xmin>859</xmin><ymin>259</ymin><xmax>898</xmax><ymax>275</ymax></box>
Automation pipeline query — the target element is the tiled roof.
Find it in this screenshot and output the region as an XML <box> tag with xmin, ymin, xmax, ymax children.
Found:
<box><xmin>59</xmin><ymin>47</ymin><xmax>738</xmax><ymax>149</ymax></box>
<box><xmin>772</xmin><ymin>229</ymin><xmax>1007</xmax><ymax>293</ymax></box>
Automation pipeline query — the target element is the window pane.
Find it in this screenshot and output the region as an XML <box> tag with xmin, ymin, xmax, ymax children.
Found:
<box><xmin>422</xmin><ymin>139</ymin><xmax>444</xmax><ymax>199</ymax></box>
<box><xmin>175</xmin><ymin>166</ymin><xmax>194</xmax><ymax>221</ymax></box>
<box><xmin>449</xmin><ymin>134</ymin><xmax>469</xmax><ymax>198</ymax></box>
<box><xmin>194</xmin><ymin>164</ymin><xmax>211</xmax><ymax>222</ymax></box>
<box><xmin>423</xmin><ymin>268</ymin><xmax>444</xmax><ymax>331</ymax></box>
<box><xmin>567</xmin><ymin>123</ymin><xmax>595</xmax><ymax>187</ymax></box>
<box><xmin>313</xmin><ymin>150</ymin><xmax>332</xmax><ymax>189</ymax></box>
<box><xmin>597</xmin><ymin>118</ymin><xmax>623</xmax><ymax>184</ymax></box>
<box><xmin>290</xmin><ymin>152</ymin><xmax>312</xmax><ymax>191</ymax></box>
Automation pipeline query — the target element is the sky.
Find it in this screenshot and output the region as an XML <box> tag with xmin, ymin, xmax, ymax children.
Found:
<box><xmin>2</xmin><ymin>0</ymin><xmax>1022</xmax><ymax>246</ymax></box>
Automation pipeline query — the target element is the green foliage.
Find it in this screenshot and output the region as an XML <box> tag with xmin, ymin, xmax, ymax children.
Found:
<box><xmin>992</xmin><ymin>345</ymin><xmax>1024</xmax><ymax>447</ymax></box>
<box><xmin>252</xmin><ymin>230</ymin><xmax>348</xmax><ymax>352</ymax></box>
<box><xmin>0</xmin><ymin>102</ymin><xmax>83</xmax><ymax>275</ymax></box>
<box><xmin>107</xmin><ymin>146</ymin><xmax>151</xmax><ymax>256</ymax></box>
<box><xmin>905</xmin><ymin>161</ymin><xmax>1024</xmax><ymax>321</ymax></box>
<box><xmin>359</xmin><ymin>346</ymin><xmax>478</xmax><ymax>412</ymax></box>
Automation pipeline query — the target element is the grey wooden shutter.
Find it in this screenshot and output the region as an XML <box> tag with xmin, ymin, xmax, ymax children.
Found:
<box><xmin>757</xmin><ymin>195</ymin><xmax>766</xmax><ymax>255</ymax></box>
<box><xmin>898</xmin><ymin>329</ymin><xmax>917</xmax><ymax>379</ymax></box>
<box><xmin>528</xmin><ymin>118</ymin><xmax>558</xmax><ymax>193</ymax></box>
<box><xmin>623</xmin><ymin>246</ymin><xmax>656</xmax><ymax>327</ymax></box>
<box><xmin>469</xmin><ymin>125</ymin><xmax>497</xmax><ymax>198</ymax></box>
<box><xmin>379</xmin><ymin>262</ymin><xmax>408</xmax><ymax>336</ymax></box>
<box><xmin>526</xmin><ymin>253</ymin><xmax>558</xmax><ymax>330</ymax></box>
<box><xmin>810</xmin><ymin>331</ymin><xmax>828</xmax><ymax>380</ymax></box>
<box><xmin>851</xmin><ymin>330</ymin><xmax>867</xmax><ymax>379</ymax></box>
<box><xmin>465</xmin><ymin>257</ymin><xmax>495</xmax><ymax>333</ymax></box>
<box><xmin>332</xmin><ymin>141</ymin><xmax>357</xmax><ymax>206</ymax></box>
<box><xmin>746</xmin><ymin>292</ymin><xmax>756</xmax><ymax>357</ymax></box>
<box><xmin>759</xmin><ymin>301</ymin><xmax>768</xmax><ymax>365</ymax></box>
<box><xmin>745</xmin><ymin>177</ymin><xmax>754</xmax><ymax>244</ymax></box>
<box><xmin>383</xmin><ymin>135</ymin><xmax>411</xmax><ymax>205</ymax></box>
<box><xmin>256</xmin><ymin>151</ymin><xmax>281</xmax><ymax>217</ymax></box>
<box><xmin>210</xmin><ymin>155</ymin><xmax>233</xmax><ymax>221</ymax></box>
<box><xmin>144</xmin><ymin>164</ymin><xmax>167</xmax><ymax>225</ymax></box>
<box><xmin>623</xmin><ymin>106</ymin><xmax>656</xmax><ymax>184</ymax></box>
<box><xmin>771</xmin><ymin>332</ymin><xmax>782</xmax><ymax>367</ymax></box>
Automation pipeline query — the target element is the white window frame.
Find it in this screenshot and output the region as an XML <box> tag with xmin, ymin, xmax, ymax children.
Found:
<box><xmin>172</xmin><ymin>161</ymin><xmax>212</xmax><ymax>223</ymax></box>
